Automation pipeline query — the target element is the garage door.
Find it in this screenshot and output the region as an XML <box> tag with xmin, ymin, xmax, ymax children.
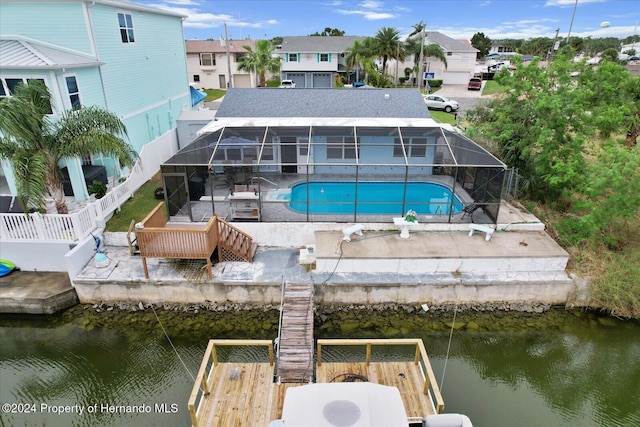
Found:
<box><xmin>233</xmin><ymin>74</ymin><xmax>252</xmax><ymax>88</ymax></box>
<box><xmin>442</xmin><ymin>72</ymin><xmax>470</xmax><ymax>85</ymax></box>
<box><xmin>286</xmin><ymin>73</ymin><xmax>305</xmax><ymax>88</ymax></box>
<box><xmin>312</xmin><ymin>73</ymin><xmax>332</xmax><ymax>88</ymax></box>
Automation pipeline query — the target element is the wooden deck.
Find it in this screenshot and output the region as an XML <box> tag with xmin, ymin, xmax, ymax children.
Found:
<box><xmin>276</xmin><ymin>281</ymin><xmax>314</xmax><ymax>383</ymax></box>
<box><xmin>188</xmin><ymin>339</ymin><xmax>444</xmax><ymax>427</ymax></box>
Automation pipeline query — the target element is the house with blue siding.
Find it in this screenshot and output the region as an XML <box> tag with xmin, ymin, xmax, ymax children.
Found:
<box><xmin>0</xmin><ymin>0</ymin><xmax>193</xmax><ymax>202</ymax></box>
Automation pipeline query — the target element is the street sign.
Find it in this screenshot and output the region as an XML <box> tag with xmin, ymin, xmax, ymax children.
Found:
<box><xmin>424</xmin><ymin>72</ymin><xmax>435</xmax><ymax>79</ymax></box>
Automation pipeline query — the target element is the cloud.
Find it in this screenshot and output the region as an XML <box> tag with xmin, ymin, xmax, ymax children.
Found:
<box><xmin>143</xmin><ymin>1</ymin><xmax>278</xmax><ymax>30</ymax></box>
<box><xmin>545</xmin><ymin>0</ymin><xmax>608</xmax><ymax>6</ymax></box>
<box><xmin>335</xmin><ymin>0</ymin><xmax>396</xmax><ymax>20</ymax></box>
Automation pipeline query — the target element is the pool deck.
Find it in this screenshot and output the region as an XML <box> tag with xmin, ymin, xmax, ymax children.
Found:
<box><xmin>0</xmin><ymin>201</ymin><xmax>575</xmax><ymax>312</ymax></box>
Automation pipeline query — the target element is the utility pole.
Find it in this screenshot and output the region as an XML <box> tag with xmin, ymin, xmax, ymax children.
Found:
<box><xmin>224</xmin><ymin>23</ymin><xmax>232</xmax><ymax>88</ymax></box>
<box><xmin>550</xmin><ymin>28</ymin><xmax>560</xmax><ymax>60</ymax></box>
<box><xmin>566</xmin><ymin>0</ymin><xmax>578</xmax><ymax>45</ymax></box>
<box><xmin>418</xmin><ymin>26</ymin><xmax>425</xmax><ymax>91</ymax></box>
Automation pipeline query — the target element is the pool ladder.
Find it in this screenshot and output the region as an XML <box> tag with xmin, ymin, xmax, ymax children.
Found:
<box><xmin>251</xmin><ymin>176</ymin><xmax>278</xmax><ymax>190</ymax></box>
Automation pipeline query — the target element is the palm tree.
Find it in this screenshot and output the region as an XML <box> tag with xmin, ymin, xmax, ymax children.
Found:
<box><xmin>237</xmin><ymin>39</ymin><xmax>281</xmax><ymax>87</ymax></box>
<box><xmin>407</xmin><ymin>21</ymin><xmax>426</xmax><ymax>39</ymax></box>
<box><xmin>424</xmin><ymin>43</ymin><xmax>448</xmax><ymax>70</ymax></box>
<box><xmin>0</xmin><ymin>80</ymin><xmax>135</xmax><ymax>214</ymax></box>
<box><xmin>373</xmin><ymin>27</ymin><xmax>405</xmax><ymax>76</ymax></box>
<box><xmin>345</xmin><ymin>38</ymin><xmax>376</xmax><ymax>83</ymax></box>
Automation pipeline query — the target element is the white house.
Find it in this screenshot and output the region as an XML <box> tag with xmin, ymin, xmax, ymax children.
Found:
<box><xmin>421</xmin><ymin>32</ymin><xmax>478</xmax><ymax>85</ymax></box>
<box><xmin>185</xmin><ymin>39</ymin><xmax>257</xmax><ymax>89</ymax></box>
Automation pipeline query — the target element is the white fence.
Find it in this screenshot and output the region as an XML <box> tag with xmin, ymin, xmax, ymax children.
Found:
<box><xmin>0</xmin><ymin>130</ymin><xmax>177</xmax><ymax>242</ymax></box>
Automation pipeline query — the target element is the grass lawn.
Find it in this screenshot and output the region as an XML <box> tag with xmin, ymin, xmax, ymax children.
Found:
<box><xmin>430</xmin><ymin>110</ymin><xmax>456</xmax><ymax>125</ymax></box>
<box><xmin>105</xmin><ymin>173</ymin><xmax>164</xmax><ymax>232</ymax></box>
<box><xmin>203</xmin><ymin>89</ymin><xmax>226</xmax><ymax>102</ymax></box>
<box><xmin>481</xmin><ymin>80</ymin><xmax>504</xmax><ymax>96</ymax></box>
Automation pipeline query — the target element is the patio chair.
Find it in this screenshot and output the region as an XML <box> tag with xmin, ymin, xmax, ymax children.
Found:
<box><xmin>461</xmin><ymin>203</ymin><xmax>484</xmax><ymax>222</ymax></box>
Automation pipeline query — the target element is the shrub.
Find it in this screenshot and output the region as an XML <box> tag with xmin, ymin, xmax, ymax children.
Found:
<box><xmin>88</xmin><ymin>180</ymin><xmax>107</xmax><ymax>199</ymax></box>
<box><xmin>426</xmin><ymin>79</ymin><xmax>443</xmax><ymax>88</ymax></box>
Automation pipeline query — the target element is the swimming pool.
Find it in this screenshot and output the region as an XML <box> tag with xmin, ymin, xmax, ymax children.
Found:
<box><xmin>289</xmin><ymin>181</ymin><xmax>463</xmax><ymax>215</ymax></box>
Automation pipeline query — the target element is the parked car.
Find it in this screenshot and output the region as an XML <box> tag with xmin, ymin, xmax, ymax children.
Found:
<box><xmin>423</xmin><ymin>95</ymin><xmax>459</xmax><ymax>113</ymax></box>
<box><xmin>468</xmin><ymin>77</ymin><xmax>482</xmax><ymax>91</ymax></box>
<box><xmin>279</xmin><ymin>80</ymin><xmax>296</xmax><ymax>88</ymax></box>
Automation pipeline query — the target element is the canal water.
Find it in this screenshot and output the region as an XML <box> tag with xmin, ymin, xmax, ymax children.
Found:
<box><xmin>0</xmin><ymin>305</ymin><xmax>638</xmax><ymax>427</ymax></box>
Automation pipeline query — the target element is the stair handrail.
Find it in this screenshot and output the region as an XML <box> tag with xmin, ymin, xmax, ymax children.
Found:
<box><xmin>217</xmin><ymin>217</ymin><xmax>255</xmax><ymax>261</ymax></box>
<box><xmin>251</xmin><ymin>176</ymin><xmax>278</xmax><ymax>191</ymax></box>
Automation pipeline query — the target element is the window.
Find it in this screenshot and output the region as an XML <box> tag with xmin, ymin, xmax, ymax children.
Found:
<box><xmin>393</xmin><ymin>138</ymin><xmax>427</xmax><ymax>158</ymax></box>
<box><xmin>193</xmin><ymin>74</ymin><xmax>200</xmax><ymax>82</ymax></box>
<box><xmin>65</xmin><ymin>76</ymin><xmax>81</xmax><ymax>110</ymax></box>
<box><xmin>447</xmin><ymin>51</ymin><xmax>452</xmax><ymax>56</ymax></box>
<box><xmin>319</xmin><ymin>53</ymin><xmax>330</xmax><ymax>62</ymax></box>
<box><xmin>117</xmin><ymin>12</ymin><xmax>135</xmax><ymax>43</ymax></box>
<box><xmin>326</xmin><ymin>136</ymin><xmax>358</xmax><ymax>159</ymax></box>
<box><xmin>235</xmin><ymin>53</ymin><xmax>246</xmax><ymax>62</ymax></box>
<box><xmin>287</xmin><ymin>53</ymin><xmax>298</xmax><ymax>62</ymax></box>
<box><xmin>200</xmin><ymin>53</ymin><xmax>215</xmax><ymax>66</ymax></box>
<box><xmin>5</xmin><ymin>78</ymin><xmax>23</xmax><ymax>95</ymax></box>
<box><xmin>0</xmin><ymin>78</ymin><xmax>52</xmax><ymax>113</ymax></box>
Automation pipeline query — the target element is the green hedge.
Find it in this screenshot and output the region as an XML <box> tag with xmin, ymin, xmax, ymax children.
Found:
<box><xmin>427</xmin><ymin>79</ymin><xmax>443</xmax><ymax>88</ymax></box>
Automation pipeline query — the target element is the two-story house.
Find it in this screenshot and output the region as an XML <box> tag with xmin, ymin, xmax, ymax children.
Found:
<box><xmin>185</xmin><ymin>39</ymin><xmax>256</xmax><ymax>89</ymax></box>
<box><xmin>0</xmin><ymin>0</ymin><xmax>192</xmax><ymax>202</ymax></box>
<box><xmin>422</xmin><ymin>32</ymin><xmax>478</xmax><ymax>84</ymax></box>
<box><xmin>277</xmin><ymin>36</ymin><xmax>365</xmax><ymax>88</ymax></box>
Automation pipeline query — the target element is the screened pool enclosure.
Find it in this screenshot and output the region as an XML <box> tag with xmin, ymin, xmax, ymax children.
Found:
<box><xmin>161</xmin><ymin>123</ymin><xmax>506</xmax><ymax>224</ymax></box>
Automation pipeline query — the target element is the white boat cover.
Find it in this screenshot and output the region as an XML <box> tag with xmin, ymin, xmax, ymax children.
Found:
<box><xmin>280</xmin><ymin>382</ymin><xmax>408</xmax><ymax>426</ymax></box>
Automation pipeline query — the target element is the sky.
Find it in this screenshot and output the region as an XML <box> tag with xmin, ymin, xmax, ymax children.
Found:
<box><xmin>133</xmin><ymin>0</ymin><xmax>640</xmax><ymax>42</ymax></box>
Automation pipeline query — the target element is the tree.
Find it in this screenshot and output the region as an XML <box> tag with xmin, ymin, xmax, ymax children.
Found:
<box><xmin>237</xmin><ymin>39</ymin><xmax>281</xmax><ymax>87</ymax></box>
<box><xmin>373</xmin><ymin>27</ymin><xmax>405</xmax><ymax>76</ymax></box>
<box><xmin>466</xmin><ymin>55</ymin><xmax>640</xmax><ymax>244</ymax></box>
<box><xmin>471</xmin><ymin>32</ymin><xmax>492</xmax><ymax>58</ymax></box>
<box><xmin>423</xmin><ymin>44</ymin><xmax>447</xmax><ymax>70</ymax></box>
<box><xmin>0</xmin><ymin>80</ymin><xmax>135</xmax><ymax>214</ymax></box>
<box><xmin>310</xmin><ymin>27</ymin><xmax>345</xmax><ymax>36</ymax></box>
<box><xmin>407</xmin><ymin>21</ymin><xmax>426</xmax><ymax>39</ymax></box>
<box><xmin>345</xmin><ymin>38</ymin><xmax>376</xmax><ymax>83</ymax></box>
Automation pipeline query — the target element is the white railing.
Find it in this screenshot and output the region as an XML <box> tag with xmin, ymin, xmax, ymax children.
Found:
<box><xmin>0</xmin><ymin>130</ymin><xmax>178</xmax><ymax>242</ymax></box>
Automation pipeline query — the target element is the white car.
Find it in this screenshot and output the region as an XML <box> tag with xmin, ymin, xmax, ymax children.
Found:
<box><xmin>279</xmin><ymin>80</ymin><xmax>296</xmax><ymax>88</ymax></box>
<box><xmin>423</xmin><ymin>95</ymin><xmax>459</xmax><ymax>113</ymax></box>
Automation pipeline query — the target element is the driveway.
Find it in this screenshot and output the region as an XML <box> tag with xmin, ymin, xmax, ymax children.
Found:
<box><xmin>432</xmin><ymin>83</ymin><xmax>488</xmax><ymax>115</ymax></box>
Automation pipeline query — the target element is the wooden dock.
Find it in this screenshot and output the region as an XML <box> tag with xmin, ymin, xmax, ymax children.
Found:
<box><xmin>276</xmin><ymin>281</ymin><xmax>314</xmax><ymax>383</ymax></box>
<box><xmin>188</xmin><ymin>339</ymin><xmax>445</xmax><ymax>427</ymax></box>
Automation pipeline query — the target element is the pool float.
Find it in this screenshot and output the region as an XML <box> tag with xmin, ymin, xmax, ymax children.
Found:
<box><xmin>0</xmin><ymin>259</ymin><xmax>18</xmax><ymax>277</ymax></box>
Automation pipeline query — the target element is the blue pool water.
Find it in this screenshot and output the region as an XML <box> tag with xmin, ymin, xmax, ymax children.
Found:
<box><xmin>289</xmin><ymin>181</ymin><xmax>463</xmax><ymax>215</ymax></box>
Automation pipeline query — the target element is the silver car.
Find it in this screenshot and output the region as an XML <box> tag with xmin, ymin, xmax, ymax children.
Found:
<box><xmin>423</xmin><ymin>95</ymin><xmax>459</xmax><ymax>113</ymax></box>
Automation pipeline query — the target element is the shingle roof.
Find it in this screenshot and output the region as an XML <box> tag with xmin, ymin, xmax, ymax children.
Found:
<box><xmin>185</xmin><ymin>39</ymin><xmax>257</xmax><ymax>54</ymax></box>
<box><xmin>0</xmin><ymin>39</ymin><xmax>102</xmax><ymax>70</ymax></box>
<box><xmin>278</xmin><ymin>36</ymin><xmax>366</xmax><ymax>53</ymax></box>
<box><xmin>215</xmin><ymin>88</ymin><xmax>432</xmax><ymax>119</ymax></box>
<box><xmin>424</xmin><ymin>32</ymin><xmax>478</xmax><ymax>53</ymax></box>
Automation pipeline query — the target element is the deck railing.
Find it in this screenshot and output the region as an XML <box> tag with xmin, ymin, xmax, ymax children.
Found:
<box><xmin>217</xmin><ymin>219</ymin><xmax>255</xmax><ymax>262</ymax></box>
<box><xmin>0</xmin><ymin>130</ymin><xmax>174</xmax><ymax>242</ymax></box>
<box><xmin>135</xmin><ymin>203</ymin><xmax>219</xmax><ymax>278</ymax></box>
<box><xmin>188</xmin><ymin>339</ymin><xmax>274</xmax><ymax>427</ymax></box>
<box><xmin>316</xmin><ymin>338</ymin><xmax>445</xmax><ymax>414</ymax></box>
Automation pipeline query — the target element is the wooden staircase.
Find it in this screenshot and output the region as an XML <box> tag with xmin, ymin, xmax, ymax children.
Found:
<box><xmin>216</xmin><ymin>217</ymin><xmax>257</xmax><ymax>263</ymax></box>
